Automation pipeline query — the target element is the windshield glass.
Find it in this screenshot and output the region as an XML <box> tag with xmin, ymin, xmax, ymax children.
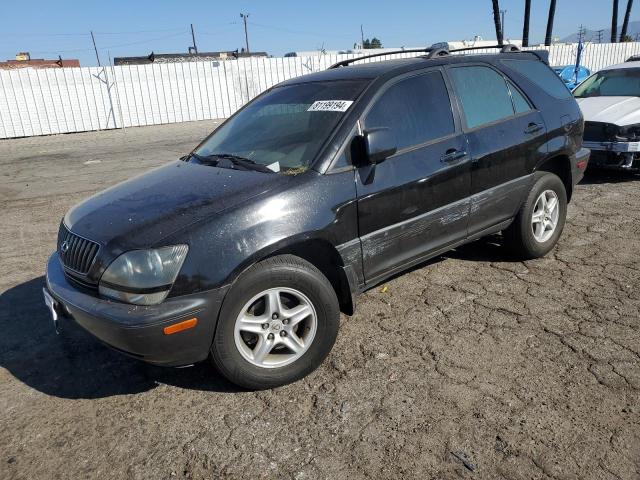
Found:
<box><xmin>574</xmin><ymin>68</ymin><xmax>640</xmax><ymax>97</ymax></box>
<box><xmin>191</xmin><ymin>80</ymin><xmax>366</xmax><ymax>174</ymax></box>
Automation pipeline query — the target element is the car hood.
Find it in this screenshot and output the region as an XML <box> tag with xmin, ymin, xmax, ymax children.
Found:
<box><xmin>576</xmin><ymin>96</ymin><xmax>640</xmax><ymax>126</ymax></box>
<box><xmin>65</xmin><ymin>160</ymin><xmax>290</xmax><ymax>250</ymax></box>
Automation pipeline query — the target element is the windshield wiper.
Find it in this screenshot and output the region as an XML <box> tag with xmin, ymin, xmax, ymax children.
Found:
<box><xmin>189</xmin><ymin>152</ymin><xmax>275</xmax><ymax>173</ymax></box>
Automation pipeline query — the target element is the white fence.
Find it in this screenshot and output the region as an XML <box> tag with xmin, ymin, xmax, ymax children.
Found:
<box><xmin>2</xmin><ymin>42</ymin><xmax>640</xmax><ymax>139</ymax></box>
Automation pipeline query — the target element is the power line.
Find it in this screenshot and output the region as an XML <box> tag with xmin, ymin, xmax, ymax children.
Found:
<box><xmin>248</xmin><ymin>21</ymin><xmax>353</xmax><ymax>39</ymax></box>
<box><xmin>23</xmin><ymin>31</ymin><xmax>188</xmax><ymax>55</ymax></box>
<box><xmin>0</xmin><ymin>27</ymin><xmax>187</xmax><ymax>37</ymax></box>
<box><xmin>94</xmin><ymin>27</ymin><xmax>187</xmax><ymax>35</ymax></box>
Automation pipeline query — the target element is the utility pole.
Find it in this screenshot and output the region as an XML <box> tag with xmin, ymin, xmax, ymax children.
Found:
<box><xmin>360</xmin><ymin>24</ymin><xmax>365</xmax><ymax>49</ymax></box>
<box><xmin>597</xmin><ymin>29</ymin><xmax>604</xmax><ymax>43</ymax></box>
<box><xmin>500</xmin><ymin>10</ymin><xmax>507</xmax><ymax>39</ymax></box>
<box><xmin>190</xmin><ymin>24</ymin><xmax>198</xmax><ymax>54</ymax></box>
<box><xmin>240</xmin><ymin>13</ymin><xmax>250</xmax><ymax>53</ymax></box>
<box><xmin>578</xmin><ymin>25</ymin><xmax>586</xmax><ymax>44</ymax></box>
<box><xmin>90</xmin><ymin>30</ymin><xmax>101</xmax><ymax>66</ymax></box>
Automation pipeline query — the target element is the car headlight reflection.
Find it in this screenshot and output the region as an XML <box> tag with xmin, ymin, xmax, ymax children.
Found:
<box><xmin>99</xmin><ymin>245</ymin><xmax>188</xmax><ymax>305</ymax></box>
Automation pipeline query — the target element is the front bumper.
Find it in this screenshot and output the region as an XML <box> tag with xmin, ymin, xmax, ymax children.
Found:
<box><xmin>45</xmin><ymin>253</ymin><xmax>228</xmax><ymax>366</ymax></box>
<box><xmin>582</xmin><ymin>140</ymin><xmax>640</xmax><ymax>153</ymax></box>
<box><xmin>583</xmin><ymin>147</ymin><xmax>640</xmax><ymax>171</ymax></box>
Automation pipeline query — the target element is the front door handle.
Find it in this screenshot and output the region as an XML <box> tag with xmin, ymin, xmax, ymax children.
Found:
<box><xmin>524</xmin><ymin>123</ymin><xmax>543</xmax><ymax>134</ymax></box>
<box><xmin>441</xmin><ymin>148</ymin><xmax>467</xmax><ymax>163</ymax></box>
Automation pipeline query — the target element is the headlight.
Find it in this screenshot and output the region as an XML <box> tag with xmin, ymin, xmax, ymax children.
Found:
<box><xmin>99</xmin><ymin>245</ymin><xmax>188</xmax><ymax>305</ymax></box>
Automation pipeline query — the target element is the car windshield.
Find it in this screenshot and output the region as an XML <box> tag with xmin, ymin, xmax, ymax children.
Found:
<box><xmin>573</xmin><ymin>68</ymin><xmax>640</xmax><ymax>98</ymax></box>
<box><xmin>190</xmin><ymin>80</ymin><xmax>367</xmax><ymax>174</ymax></box>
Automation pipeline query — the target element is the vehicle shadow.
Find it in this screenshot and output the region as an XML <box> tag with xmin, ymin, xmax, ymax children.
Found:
<box><xmin>0</xmin><ymin>277</ymin><xmax>241</xmax><ymax>399</ymax></box>
<box><xmin>580</xmin><ymin>169</ymin><xmax>640</xmax><ymax>185</ymax></box>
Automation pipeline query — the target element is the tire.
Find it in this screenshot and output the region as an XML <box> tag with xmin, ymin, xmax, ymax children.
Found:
<box><xmin>211</xmin><ymin>254</ymin><xmax>340</xmax><ymax>390</ymax></box>
<box><xmin>503</xmin><ymin>172</ymin><xmax>567</xmax><ymax>259</ymax></box>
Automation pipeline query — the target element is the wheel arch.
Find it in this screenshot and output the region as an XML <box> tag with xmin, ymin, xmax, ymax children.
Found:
<box><xmin>225</xmin><ymin>236</ymin><xmax>356</xmax><ymax>316</ymax></box>
<box><xmin>535</xmin><ymin>155</ymin><xmax>573</xmax><ymax>202</ymax></box>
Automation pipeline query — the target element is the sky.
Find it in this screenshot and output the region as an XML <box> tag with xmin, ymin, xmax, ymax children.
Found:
<box><xmin>0</xmin><ymin>0</ymin><xmax>633</xmax><ymax>67</ymax></box>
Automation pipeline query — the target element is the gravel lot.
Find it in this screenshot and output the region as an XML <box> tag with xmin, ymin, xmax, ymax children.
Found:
<box><xmin>1</xmin><ymin>121</ymin><xmax>639</xmax><ymax>480</ymax></box>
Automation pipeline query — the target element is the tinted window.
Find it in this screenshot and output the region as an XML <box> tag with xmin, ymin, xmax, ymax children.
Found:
<box><xmin>509</xmin><ymin>83</ymin><xmax>532</xmax><ymax>114</ymax></box>
<box><xmin>365</xmin><ymin>71</ymin><xmax>454</xmax><ymax>150</ymax></box>
<box><xmin>449</xmin><ymin>66</ymin><xmax>514</xmax><ymax>129</ymax></box>
<box><xmin>502</xmin><ymin>59</ymin><xmax>573</xmax><ymax>99</ymax></box>
<box><xmin>573</xmin><ymin>68</ymin><xmax>640</xmax><ymax>98</ymax></box>
<box><xmin>194</xmin><ymin>80</ymin><xmax>366</xmax><ymax>173</ymax></box>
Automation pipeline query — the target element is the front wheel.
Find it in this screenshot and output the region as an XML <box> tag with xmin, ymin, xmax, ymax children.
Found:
<box><xmin>211</xmin><ymin>254</ymin><xmax>340</xmax><ymax>389</ymax></box>
<box><xmin>503</xmin><ymin>172</ymin><xmax>567</xmax><ymax>259</ymax></box>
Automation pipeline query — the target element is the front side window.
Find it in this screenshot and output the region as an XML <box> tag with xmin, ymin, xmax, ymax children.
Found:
<box><xmin>449</xmin><ymin>66</ymin><xmax>515</xmax><ymax>129</ymax></box>
<box><xmin>364</xmin><ymin>71</ymin><xmax>455</xmax><ymax>150</ymax></box>
<box><xmin>192</xmin><ymin>80</ymin><xmax>367</xmax><ymax>173</ymax></box>
<box><xmin>573</xmin><ymin>68</ymin><xmax>640</xmax><ymax>98</ymax></box>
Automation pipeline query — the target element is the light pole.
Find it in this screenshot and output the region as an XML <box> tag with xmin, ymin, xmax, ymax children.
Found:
<box><xmin>240</xmin><ymin>13</ymin><xmax>250</xmax><ymax>53</ymax></box>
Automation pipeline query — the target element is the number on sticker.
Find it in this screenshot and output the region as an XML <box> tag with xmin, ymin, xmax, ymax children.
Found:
<box><xmin>307</xmin><ymin>100</ymin><xmax>354</xmax><ymax>112</ymax></box>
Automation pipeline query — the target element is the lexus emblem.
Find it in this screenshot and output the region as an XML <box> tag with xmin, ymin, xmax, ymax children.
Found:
<box><xmin>60</xmin><ymin>241</ymin><xmax>70</xmax><ymax>253</ymax></box>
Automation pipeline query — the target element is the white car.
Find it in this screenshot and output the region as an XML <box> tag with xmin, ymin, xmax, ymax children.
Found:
<box><xmin>574</xmin><ymin>60</ymin><xmax>640</xmax><ymax>171</ymax></box>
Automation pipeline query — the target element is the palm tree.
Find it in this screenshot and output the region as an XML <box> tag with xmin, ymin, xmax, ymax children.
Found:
<box><xmin>621</xmin><ymin>0</ymin><xmax>634</xmax><ymax>41</ymax></box>
<box><xmin>612</xmin><ymin>0</ymin><xmax>619</xmax><ymax>42</ymax></box>
<box><xmin>545</xmin><ymin>0</ymin><xmax>557</xmax><ymax>46</ymax></box>
<box><xmin>492</xmin><ymin>0</ymin><xmax>504</xmax><ymax>45</ymax></box>
<box><xmin>522</xmin><ymin>0</ymin><xmax>532</xmax><ymax>47</ymax></box>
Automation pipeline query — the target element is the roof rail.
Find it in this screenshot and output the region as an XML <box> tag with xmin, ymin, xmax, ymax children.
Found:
<box><xmin>447</xmin><ymin>44</ymin><xmax>521</xmax><ymax>54</ymax></box>
<box><xmin>328</xmin><ymin>48</ymin><xmax>432</xmax><ymax>68</ymax></box>
<box><xmin>626</xmin><ymin>54</ymin><xmax>640</xmax><ymax>62</ymax></box>
<box><xmin>328</xmin><ymin>43</ymin><xmax>526</xmax><ymax>69</ymax></box>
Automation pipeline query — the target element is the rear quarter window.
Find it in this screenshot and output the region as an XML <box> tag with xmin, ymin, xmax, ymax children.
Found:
<box><xmin>501</xmin><ymin>59</ymin><xmax>573</xmax><ymax>100</ymax></box>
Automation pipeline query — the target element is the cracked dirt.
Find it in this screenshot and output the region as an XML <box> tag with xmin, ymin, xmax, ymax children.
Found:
<box><xmin>1</xmin><ymin>121</ymin><xmax>639</xmax><ymax>479</ymax></box>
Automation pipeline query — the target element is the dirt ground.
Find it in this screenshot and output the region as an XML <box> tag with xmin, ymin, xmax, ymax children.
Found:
<box><xmin>1</xmin><ymin>121</ymin><xmax>639</xmax><ymax>480</ymax></box>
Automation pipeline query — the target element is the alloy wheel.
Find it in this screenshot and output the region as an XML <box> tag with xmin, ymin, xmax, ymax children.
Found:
<box><xmin>233</xmin><ymin>287</ymin><xmax>317</xmax><ymax>368</ymax></box>
<box><xmin>531</xmin><ymin>189</ymin><xmax>560</xmax><ymax>243</ymax></box>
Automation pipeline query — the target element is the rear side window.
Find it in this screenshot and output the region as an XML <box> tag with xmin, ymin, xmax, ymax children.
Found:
<box><xmin>510</xmin><ymin>84</ymin><xmax>532</xmax><ymax>114</ymax></box>
<box><xmin>502</xmin><ymin>59</ymin><xmax>573</xmax><ymax>99</ymax></box>
<box><xmin>449</xmin><ymin>66</ymin><xmax>515</xmax><ymax>129</ymax></box>
<box><xmin>365</xmin><ymin>71</ymin><xmax>455</xmax><ymax>150</ymax></box>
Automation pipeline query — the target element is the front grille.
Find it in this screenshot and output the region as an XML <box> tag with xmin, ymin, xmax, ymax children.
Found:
<box><xmin>583</xmin><ymin>122</ymin><xmax>620</xmax><ymax>142</ymax></box>
<box><xmin>57</xmin><ymin>225</ymin><xmax>100</xmax><ymax>274</ymax></box>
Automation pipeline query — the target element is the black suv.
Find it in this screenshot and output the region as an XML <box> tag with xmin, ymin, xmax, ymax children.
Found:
<box><xmin>44</xmin><ymin>47</ymin><xmax>589</xmax><ymax>389</ymax></box>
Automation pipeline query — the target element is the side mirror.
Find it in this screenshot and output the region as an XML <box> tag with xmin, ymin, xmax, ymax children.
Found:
<box><xmin>364</xmin><ymin>127</ymin><xmax>397</xmax><ymax>164</ymax></box>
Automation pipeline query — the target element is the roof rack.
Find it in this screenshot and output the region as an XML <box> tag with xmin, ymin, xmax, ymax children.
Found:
<box><xmin>446</xmin><ymin>44</ymin><xmax>521</xmax><ymax>54</ymax></box>
<box><xmin>328</xmin><ymin>43</ymin><xmax>524</xmax><ymax>69</ymax></box>
<box><xmin>329</xmin><ymin>48</ymin><xmax>433</xmax><ymax>69</ymax></box>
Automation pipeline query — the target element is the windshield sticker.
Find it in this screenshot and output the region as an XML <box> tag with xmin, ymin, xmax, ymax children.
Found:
<box><xmin>266</xmin><ymin>161</ymin><xmax>281</xmax><ymax>172</ymax></box>
<box><xmin>307</xmin><ymin>100</ymin><xmax>354</xmax><ymax>112</ymax></box>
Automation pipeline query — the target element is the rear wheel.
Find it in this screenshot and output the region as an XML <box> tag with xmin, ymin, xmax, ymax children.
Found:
<box><xmin>211</xmin><ymin>254</ymin><xmax>340</xmax><ymax>389</ymax></box>
<box><xmin>503</xmin><ymin>172</ymin><xmax>567</xmax><ymax>259</ymax></box>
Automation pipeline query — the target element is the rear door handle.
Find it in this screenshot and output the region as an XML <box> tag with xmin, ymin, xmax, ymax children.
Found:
<box><xmin>441</xmin><ymin>148</ymin><xmax>467</xmax><ymax>163</ymax></box>
<box><xmin>524</xmin><ymin>123</ymin><xmax>543</xmax><ymax>134</ymax></box>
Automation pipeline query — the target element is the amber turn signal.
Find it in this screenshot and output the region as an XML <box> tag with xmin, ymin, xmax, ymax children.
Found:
<box><xmin>163</xmin><ymin>317</ymin><xmax>198</xmax><ymax>335</ymax></box>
